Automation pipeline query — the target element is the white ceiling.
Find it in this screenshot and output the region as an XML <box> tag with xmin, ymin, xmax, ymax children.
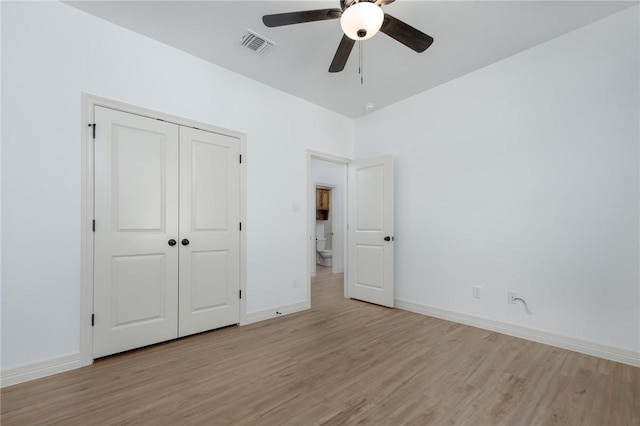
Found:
<box><xmin>66</xmin><ymin>1</ymin><xmax>636</xmax><ymax>118</ymax></box>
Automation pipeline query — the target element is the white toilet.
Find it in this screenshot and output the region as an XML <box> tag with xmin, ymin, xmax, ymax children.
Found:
<box><xmin>316</xmin><ymin>237</ymin><xmax>333</xmax><ymax>266</ymax></box>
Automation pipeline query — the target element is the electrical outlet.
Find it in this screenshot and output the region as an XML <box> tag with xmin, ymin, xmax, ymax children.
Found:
<box><xmin>508</xmin><ymin>292</ymin><xmax>517</xmax><ymax>304</ymax></box>
<box><xmin>473</xmin><ymin>286</ymin><xmax>481</xmax><ymax>299</ymax></box>
<box><xmin>292</xmin><ymin>278</ymin><xmax>297</xmax><ymax>288</ymax></box>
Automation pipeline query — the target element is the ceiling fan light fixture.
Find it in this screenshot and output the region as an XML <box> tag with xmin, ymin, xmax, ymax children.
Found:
<box><xmin>340</xmin><ymin>1</ymin><xmax>384</xmax><ymax>41</ymax></box>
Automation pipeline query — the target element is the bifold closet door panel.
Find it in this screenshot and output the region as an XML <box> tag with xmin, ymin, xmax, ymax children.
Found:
<box><xmin>178</xmin><ymin>126</ymin><xmax>241</xmax><ymax>337</ymax></box>
<box><xmin>93</xmin><ymin>106</ymin><xmax>180</xmax><ymax>358</ymax></box>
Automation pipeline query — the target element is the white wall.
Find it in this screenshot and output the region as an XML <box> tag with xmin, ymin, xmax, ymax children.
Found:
<box><xmin>1</xmin><ymin>1</ymin><xmax>353</xmax><ymax>371</ymax></box>
<box><xmin>310</xmin><ymin>159</ymin><xmax>347</xmax><ymax>275</ymax></box>
<box><xmin>355</xmin><ymin>6</ymin><xmax>639</xmax><ymax>353</ymax></box>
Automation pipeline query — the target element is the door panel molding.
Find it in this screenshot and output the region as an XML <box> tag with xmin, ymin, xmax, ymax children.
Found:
<box><xmin>81</xmin><ymin>94</ymin><xmax>246</xmax><ymax>364</ymax></box>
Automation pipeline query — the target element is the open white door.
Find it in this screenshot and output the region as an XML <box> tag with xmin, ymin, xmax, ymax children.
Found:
<box><xmin>347</xmin><ymin>155</ymin><xmax>394</xmax><ymax>307</ymax></box>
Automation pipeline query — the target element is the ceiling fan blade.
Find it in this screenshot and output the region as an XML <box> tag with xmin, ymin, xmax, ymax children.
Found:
<box><xmin>329</xmin><ymin>34</ymin><xmax>355</xmax><ymax>73</ymax></box>
<box><xmin>380</xmin><ymin>13</ymin><xmax>434</xmax><ymax>53</ymax></box>
<box><xmin>341</xmin><ymin>0</ymin><xmax>356</xmax><ymax>10</ymax></box>
<box><xmin>375</xmin><ymin>0</ymin><xmax>396</xmax><ymax>5</ymax></box>
<box><xmin>263</xmin><ymin>9</ymin><xmax>342</xmax><ymax>27</ymax></box>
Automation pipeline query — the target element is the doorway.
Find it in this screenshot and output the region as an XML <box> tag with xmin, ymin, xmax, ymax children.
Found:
<box><xmin>307</xmin><ymin>152</ymin><xmax>396</xmax><ymax>309</ymax></box>
<box><xmin>307</xmin><ymin>151</ymin><xmax>349</xmax><ymax>302</ymax></box>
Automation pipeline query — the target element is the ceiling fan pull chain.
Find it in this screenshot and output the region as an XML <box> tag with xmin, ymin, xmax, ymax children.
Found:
<box><xmin>359</xmin><ymin>39</ymin><xmax>364</xmax><ymax>84</ymax></box>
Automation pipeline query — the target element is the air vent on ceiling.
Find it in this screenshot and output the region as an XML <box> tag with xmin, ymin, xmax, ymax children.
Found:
<box><xmin>240</xmin><ymin>30</ymin><xmax>276</xmax><ymax>55</ymax></box>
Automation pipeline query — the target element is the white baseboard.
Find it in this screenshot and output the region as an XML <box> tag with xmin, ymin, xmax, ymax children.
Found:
<box><xmin>395</xmin><ymin>299</ymin><xmax>640</xmax><ymax>368</ymax></box>
<box><xmin>1</xmin><ymin>353</ymin><xmax>88</xmax><ymax>388</ymax></box>
<box><xmin>242</xmin><ymin>301</ymin><xmax>310</xmax><ymax>325</ymax></box>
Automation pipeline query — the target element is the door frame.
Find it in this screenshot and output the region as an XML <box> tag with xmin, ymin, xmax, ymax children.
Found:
<box><xmin>81</xmin><ymin>94</ymin><xmax>247</xmax><ymax>365</ymax></box>
<box><xmin>306</xmin><ymin>150</ymin><xmax>351</xmax><ymax>301</ymax></box>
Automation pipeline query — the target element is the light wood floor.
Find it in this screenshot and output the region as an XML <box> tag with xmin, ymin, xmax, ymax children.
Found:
<box><xmin>2</xmin><ymin>267</ymin><xmax>639</xmax><ymax>425</ymax></box>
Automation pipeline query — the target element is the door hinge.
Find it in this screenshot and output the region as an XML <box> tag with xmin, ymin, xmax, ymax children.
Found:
<box><xmin>239</xmin><ymin>154</ymin><xmax>242</xmax><ymax>164</ymax></box>
<box><xmin>88</xmin><ymin>123</ymin><xmax>96</xmax><ymax>139</ymax></box>
<box><xmin>91</xmin><ymin>314</ymin><xmax>95</xmax><ymax>326</ymax></box>
<box><xmin>239</xmin><ymin>290</ymin><xmax>242</xmax><ymax>299</ymax></box>
<box><xmin>239</xmin><ymin>222</ymin><xmax>242</xmax><ymax>231</ymax></box>
<box><xmin>92</xmin><ymin>220</ymin><xmax>96</xmax><ymax>232</ymax></box>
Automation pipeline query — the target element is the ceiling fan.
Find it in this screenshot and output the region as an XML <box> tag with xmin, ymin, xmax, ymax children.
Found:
<box><xmin>262</xmin><ymin>0</ymin><xmax>434</xmax><ymax>73</ymax></box>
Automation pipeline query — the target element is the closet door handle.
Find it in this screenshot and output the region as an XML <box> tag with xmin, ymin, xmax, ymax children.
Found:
<box><xmin>168</xmin><ymin>239</ymin><xmax>177</xmax><ymax>246</ymax></box>
<box><xmin>181</xmin><ymin>239</ymin><xmax>190</xmax><ymax>246</ymax></box>
<box><xmin>384</xmin><ymin>236</ymin><xmax>392</xmax><ymax>242</ymax></box>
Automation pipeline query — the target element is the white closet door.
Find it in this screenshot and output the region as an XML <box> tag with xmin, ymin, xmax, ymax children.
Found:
<box><xmin>178</xmin><ymin>126</ymin><xmax>240</xmax><ymax>337</ymax></box>
<box><xmin>93</xmin><ymin>106</ymin><xmax>180</xmax><ymax>358</ymax></box>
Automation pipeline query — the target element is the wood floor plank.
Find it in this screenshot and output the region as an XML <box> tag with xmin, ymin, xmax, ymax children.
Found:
<box><xmin>2</xmin><ymin>266</ymin><xmax>639</xmax><ymax>425</ymax></box>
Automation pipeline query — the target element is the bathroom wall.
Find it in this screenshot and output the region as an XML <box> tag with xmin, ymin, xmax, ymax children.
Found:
<box><xmin>322</xmin><ymin>199</ymin><xmax>332</xmax><ymax>249</ymax></box>
<box><xmin>315</xmin><ymin>219</ymin><xmax>326</xmax><ymax>266</ymax></box>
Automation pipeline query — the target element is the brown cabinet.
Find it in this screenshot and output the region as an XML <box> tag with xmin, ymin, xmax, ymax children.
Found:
<box><xmin>316</xmin><ymin>189</ymin><xmax>330</xmax><ymax>210</ymax></box>
<box><xmin>316</xmin><ymin>188</ymin><xmax>330</xmax><ymax>220</ymax></box>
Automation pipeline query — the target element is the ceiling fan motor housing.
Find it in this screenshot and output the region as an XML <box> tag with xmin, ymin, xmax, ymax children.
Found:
<box><xmin>340</xmin><ymin>1</ymin><xmax>384</xmax><ymax>40</ymax></box>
